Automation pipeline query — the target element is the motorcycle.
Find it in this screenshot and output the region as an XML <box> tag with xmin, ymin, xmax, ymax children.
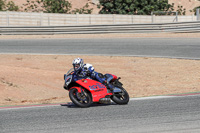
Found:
<box><xmin>63</xmin><ymin>68</ymin><xmax>129</xmax><ymax>108</ymax></box>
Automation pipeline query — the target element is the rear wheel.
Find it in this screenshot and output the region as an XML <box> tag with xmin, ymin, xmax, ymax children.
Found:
<box><xmin>69</xmin><ymin>88</ymin><xmax>92</xmax><ymax>108</ymax></box>
<box><xmin>111</xmin><ymin>86</ymin><xmax>129</xmax><ymax>105</ymax></box>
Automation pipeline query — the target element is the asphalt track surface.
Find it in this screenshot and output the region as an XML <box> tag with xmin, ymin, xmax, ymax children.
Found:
<box><xmin>0</xmin><ymin>38</ymin><xmax>200</xmax><ymax>59</ymax></box>
<box><xmin>0</xmin><ymin>38</ymin><xmax>200</xmax><ymax>132</ymax></box>
<box><xmin>1</xmin><ymin>95</ymin><xmax>200</xmax><ymax>133</ymax></box>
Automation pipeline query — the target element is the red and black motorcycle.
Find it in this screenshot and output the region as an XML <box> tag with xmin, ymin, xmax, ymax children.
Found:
<box><xmin>63</xmin><ymin>68</ymin><xmax>129</xmax><ymax>107</ymax></box>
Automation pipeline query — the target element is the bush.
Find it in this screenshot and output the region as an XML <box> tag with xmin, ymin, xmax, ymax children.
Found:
<box><xmin>99</xmin><ymin>0</ymin><xmax>174</xmax><ymax>15</ymax></box>
<box><xmin>0</xmin><ymin>0</ymin><xmax>6</xmax><ymax>11</ymax></box>
<box><xmin>190</xmin><ymin>6</ymin><xmax>200</xmax><ymax>15</ymax></box>
<box><xmin>6</xmin><ymin>1</ymin><xmax>19</xmax><ymax>11</ymax></box>
<box><xmin>0</xmin><ymin>0</ymin><xmax>19</xmax><ymax>11</ymax></box>
<box><xmin>71</xmin><ymin>3</ymin><xmax>93</xmax><ymax>14</ymax></box>
<box><xmin>41</xmin><ymin>0</ymin><xmax>72</xmax><ymax>13</ymax></box>
<box><xmin>23</xmin><ymin>0</ymin><xmax>93</xmax><ymax>14</ymax></box>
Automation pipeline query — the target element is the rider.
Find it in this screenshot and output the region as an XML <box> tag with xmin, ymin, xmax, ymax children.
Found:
<box><xmin>72</xmin><ymin>58</ymin><xmax>114</xmax><ymax>90</ymax></box>
<box><xmin>72</xmin><ymin>57</ymin><xmax>86</xmax><ymax>81</ymax></box>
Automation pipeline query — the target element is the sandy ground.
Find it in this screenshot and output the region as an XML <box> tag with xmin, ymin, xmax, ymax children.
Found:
<box><xmin>0</xmin><ymin>54</ymin><xmax>200</xmax><ymax>106</ymax></box>
<box><xmin>1</xmin><ymin>33</ymin><xmax>200</xmax><ymax>40</ymax></box>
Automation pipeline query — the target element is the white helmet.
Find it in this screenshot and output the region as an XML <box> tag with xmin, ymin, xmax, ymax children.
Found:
<box><xmin>72</xmin><ymin>58</ymin><xmax>84</xmax><ymax>72</ymax></box>
<box><xmin>83</xmin><ymin>63</ymin><xmax>94</xmax><ymax>74</ymax></box>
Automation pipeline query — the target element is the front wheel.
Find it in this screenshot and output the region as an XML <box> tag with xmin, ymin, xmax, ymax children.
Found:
<box><xmin>69</xmin><ymin>88</ymin><xmax>92</xmax><ymax>108</ymax></box>
<box><xmin>111</xmin><ymin>86</ymin><xmax>129</xmax><ymax>105</ymax></box>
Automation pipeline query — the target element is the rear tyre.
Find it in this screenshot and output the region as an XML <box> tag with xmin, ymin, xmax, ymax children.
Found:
<box><xmin>111</xmin><ymin>86</ymin><xmax>129</xmax><ymax>105</ymax></box>
<box><xmin>69</xmin><ymin>88</ymin><xmax>92</xmax><ymax>108</ymax></box>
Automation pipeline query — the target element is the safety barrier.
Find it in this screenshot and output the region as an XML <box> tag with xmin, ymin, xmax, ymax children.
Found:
<box><xmin>0</xmin><ymin>21</ymin><xmax>200</xmax><ymax>35</ymax></box>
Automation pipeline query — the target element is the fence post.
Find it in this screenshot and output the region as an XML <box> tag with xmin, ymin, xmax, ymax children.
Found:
<box><xmin>192</xmin><ymin>14</ymin><xmax>194</xmax><ymax>21</ymax></box>
<box><xmin>151</xmin><ymin>12</ymin><xmax>155</xmax><ymax>23</ymax></box>
<box><xmin>176</xmin><ymin>11</ymin><xmax>178</xmax><ymax>22</ymax></box>
<box><xmin>197</xmin><ymin>8</ymin><xmax>200</xmax><ymax>21</ymax></box>
<box><xmin>113</xmin><ymin>14</ymin><xmax>116</xmax><ymax>24</ymax></box>
<box><xmin>89</xmin><ymin>15</ymin><xmax>92</xmax><ymax>25</ymax></box>
<box><xmin>6</xmin><ymin>11</ymin><xmax>9</xmax><ymax>26</ymax></box>
<box><xmin>48</xmin><ymin>17</ymin><xmax>50</xmax><ymax>26</ymax></box>
<box><xmin>132</xmin><ymin>15</ymin><xmax>134</xmax><ymax>24</ymax></box>
<box><xmin>40</xmin><ymin>12</ymin><xmax>43</xmax><ymax>26</ymax></box>
<box><xmin>76</xmin><ymin>13</ymin><xmax>79</xmax><ymax>24</ymax></box>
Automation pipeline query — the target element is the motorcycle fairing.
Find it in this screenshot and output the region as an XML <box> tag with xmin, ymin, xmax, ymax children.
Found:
<box><xmin>71</xmin><ymin>86</ymin><xmax>82</xmax><ymax>93</ymax></box>
<box><xmin>76</xmin><ymin>79</ymin><xmax>112</xmax><ymax>102</ymax></box>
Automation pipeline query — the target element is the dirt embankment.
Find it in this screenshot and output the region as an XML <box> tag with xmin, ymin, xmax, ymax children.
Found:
<box><xmin>0</xmin><ymin>54</ymin><xmax>200</xmax><ymax>106</ymax></box>
<box><xmin>1</xmin><ymin>33</ymin><xmax>200</xmax><ymax>40</ymax></box>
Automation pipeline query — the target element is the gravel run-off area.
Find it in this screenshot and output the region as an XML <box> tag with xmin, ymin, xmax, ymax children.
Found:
<box><xmin>0</xmin><ymin>33</ymin><xmax>200</xmax><ymax>106</ymax></box>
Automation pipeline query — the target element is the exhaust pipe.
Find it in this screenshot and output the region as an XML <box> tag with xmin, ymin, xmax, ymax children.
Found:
<box><xmin>99</xmin><ymin>98</ymin><xmax>111</xmax><ymax>104</ymax></box>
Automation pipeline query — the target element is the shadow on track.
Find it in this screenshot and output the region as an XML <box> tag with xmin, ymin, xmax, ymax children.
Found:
<box><xmin>60</xmin><ymin>102</ymin><xmax>117</xmax><ymax>108</ymax></box>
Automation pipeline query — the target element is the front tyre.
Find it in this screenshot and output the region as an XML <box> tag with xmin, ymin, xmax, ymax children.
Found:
<box><xmin>111</xmin><ymin>86</ymin><xmax>129</xmax><ymax>105</ymax></box>
<box><xmin>69</xmin><ymin>88</ymin><xmax>92</xmax><ymax>108</ymax></box>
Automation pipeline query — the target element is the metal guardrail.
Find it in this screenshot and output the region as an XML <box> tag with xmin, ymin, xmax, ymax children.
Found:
<box><xmin>0</xmin><ymin>21</ymin><xmax>200</xmax><ymax>35</ymax></box>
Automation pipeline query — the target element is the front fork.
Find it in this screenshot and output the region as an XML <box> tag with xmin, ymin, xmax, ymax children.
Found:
<box><xmin>112</xmin><ymin>77</ymin><xmax>123</xmax><ymax>93</ymax></box>
<box><xmin>73</xmin><ymin>87</ymin><xmax>87</xmax><ymax>101</ymax></box>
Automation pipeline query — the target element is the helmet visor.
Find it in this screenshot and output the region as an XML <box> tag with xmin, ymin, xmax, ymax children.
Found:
<box><xmin>74</xmin><ymin>64</ymin><xmax>80</xmax><ymax>70</ymax></box>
